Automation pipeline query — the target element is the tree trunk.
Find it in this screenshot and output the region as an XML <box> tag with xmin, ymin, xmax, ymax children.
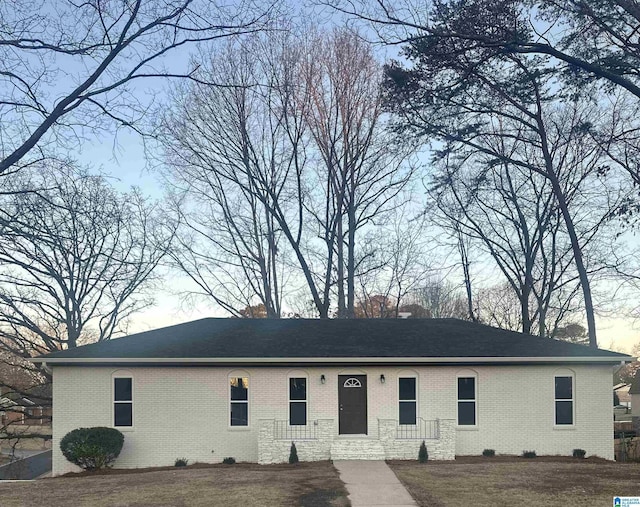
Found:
<box><xmin>536</xmin><ymin>111</ymin><xmax>597</xmax><ymax>348</ymax></box>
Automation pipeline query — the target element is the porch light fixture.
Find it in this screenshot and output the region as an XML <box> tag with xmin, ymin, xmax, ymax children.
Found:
<box><xmin>380</xmin><ymin>374</ymin><xmax>386</xmax><ymax>384</ymax></box>
<box><xmin>320</xmin><ymin>374</ymin><xmax>326</xmax><ymax>384</ymax></box>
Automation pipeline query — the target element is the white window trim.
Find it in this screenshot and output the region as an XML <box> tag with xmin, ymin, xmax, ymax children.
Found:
<box><xmin>288</xmin><ymin>375</ymin><xmax>308</xmax><ymax>426</ymax></box>
<box><xmin>456</xmin><ymin>372</ymin><xmax>478</xmax><ymax>428</ymax></box>
<box><xmin>112</xmin><ymin>375</ymin><xmax>134</xmax><ymax>431</ymax></box>
<box><xmin>553</xmin><ymin>373</ymin><xmax>575</xmax><ymax>428</ymax></box>
<box><xmin>398</xmin><ymin>375</ymin><xmax>418</xmax><ymax>426</ymax></box>
<box><xmin>228</xmin><ymin>375</ymin><xmax>250</xmax><ymax>430</ymax></box>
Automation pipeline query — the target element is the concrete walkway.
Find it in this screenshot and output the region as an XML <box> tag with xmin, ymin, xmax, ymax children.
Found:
<box><xmin>333</xmin><ymin>460</ymin><xmax>417</xmax><ymax>506</ymax></box>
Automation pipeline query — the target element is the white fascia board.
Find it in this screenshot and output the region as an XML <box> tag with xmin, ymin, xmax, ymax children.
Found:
<box><xmin>33</xmin><ymin>355</ymin><xmax>632</xmax><ymax>365</ymax></box>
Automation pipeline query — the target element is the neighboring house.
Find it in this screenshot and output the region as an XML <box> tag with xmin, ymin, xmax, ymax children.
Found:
<box><xmin>629</xmin><ymin>373</ymin><xmax>640</xmax><ymax>421</ymax></box>
<box><xmin>614</xmin><ymin>383</ymin><xmax>631</xmax><ymax>407</ymax></box>
<box><xmin>34</xmin><ymin>318</ymin><xmax>630</xmax><ymax>476</ymax></box>
<box><xmin>0</xmin><ymin>388</ymin><xmax>52</xmax><ymax>427</ymax></box>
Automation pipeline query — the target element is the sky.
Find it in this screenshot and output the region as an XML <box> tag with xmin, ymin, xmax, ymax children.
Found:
<box><xmin>56</xmin><ymin>1</ymin><xmax>640</xmax><ymax>355</ymax></box>
<box><xmin>72</xmin><ymin>118</ymin><xmax>640</xmax><ymax>355</ymax></box>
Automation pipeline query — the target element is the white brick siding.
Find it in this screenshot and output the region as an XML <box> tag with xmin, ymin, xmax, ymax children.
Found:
<box><xmin>51</xmin><ymin>363</ymin><xmax>614</xmax><ymax>475</ymax></box>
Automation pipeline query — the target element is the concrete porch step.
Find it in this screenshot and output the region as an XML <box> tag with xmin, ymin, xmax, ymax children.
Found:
<box><xmin>330</xmin><ymin>439</ymin><xmax>386</xmax><ymax>460</ymax></box>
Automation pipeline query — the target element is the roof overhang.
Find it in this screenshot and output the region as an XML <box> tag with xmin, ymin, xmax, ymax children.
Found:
<box><xmin>32</xmin><ymin>355</ymin><xmax>632</xmax><ymax>367</ymax></box>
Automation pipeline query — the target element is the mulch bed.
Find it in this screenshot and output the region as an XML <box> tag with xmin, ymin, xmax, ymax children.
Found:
<box><xmin>58</xmin><ymin>460</ymin><xmax>330</xmax><ymax>478</ymax></box>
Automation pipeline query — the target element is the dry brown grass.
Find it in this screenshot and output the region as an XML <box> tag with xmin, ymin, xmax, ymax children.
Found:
<box><xmin>388</xmin><ymin>458</ymin><xmax>640</xmax><ymax>507</ymax></box>
<box><xmin>0</xmin><ymin>461</ymin><xmax>350</xmax><ymax>507</ymax></box>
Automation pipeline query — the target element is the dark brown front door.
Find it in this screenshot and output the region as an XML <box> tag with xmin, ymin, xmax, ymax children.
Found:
<box><xmin>338</xmin><ymin>374</ymin><xmax>367</xmax><ymax>434</ymax></box>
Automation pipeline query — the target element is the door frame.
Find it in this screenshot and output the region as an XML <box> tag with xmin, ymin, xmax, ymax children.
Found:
<box><xmin>337</xmin><ymin>374</ymin><xmax>368</xmax><ymax>435</ymax></box>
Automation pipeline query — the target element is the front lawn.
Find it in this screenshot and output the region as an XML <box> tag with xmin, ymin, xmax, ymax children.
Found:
<box><xmin>0</xmin><ymin>462</ymin><xmax>350</xmax><ymax>507</ymax></box>
<box><xmin>389</xmin><ymin>458</ymin><xmax>640</xmax><ymax>507</ymax></box>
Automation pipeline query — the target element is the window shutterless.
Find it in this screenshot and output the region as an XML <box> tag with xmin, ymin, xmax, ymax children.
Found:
<box><xmin>230</xmin><ymin>377</ymin><xmax>249</xmax><ymax>426</ymax></box>
<box><xmin>113</xmin><ymin>377</ymin><xmax>132</xmax><ymax>427</ymax></box>
<box><xmin>289</xmin><ymin>377</ymin><xmax>307</xmax><ymax>426</ymax></box>
<box><xmin>399</xmin><ymin>377</ymin><xmax>417</xmax><ymax>425</ymax></box>
<box><xmin>554</xmin><ymin>376</ymin><xmax>574</xmax><ymax>425</ymax></box>
<box><xmin>457</xmin><ymin>377</ymin><xmax>476</xmax><ymax>426</ymax></box>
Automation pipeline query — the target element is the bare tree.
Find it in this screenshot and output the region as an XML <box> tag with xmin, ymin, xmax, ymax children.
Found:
<box><xmin>301</xmin><ymin>29</ymin><xmax>416</xmax><ymax>318</ymax></box>
<box><xmin>408</xmin><ymin>277</ymin><xmax>470</xmax><ymax>320</ymax></box>
<box><xmin>0</xmin><ymin>164</ymin><xmax>169</xmax><ymax>440</ymax></box>
<box><xmin>380</xmin><ymin>19</ymin><xmax>635</xmax><ymax>345</ymax></box>
<box><xmin>0</xmin><ymin>0</ymin><xmax>275</xmax><ymax>176</ymax></box>
<box><xmin>158</xmin><ymin>27</ymin><xmax>416</xmax><ymax>318</ymax></box>
<box><xmin>158</xmin><ymin>33</ymin><xmax>299</xmax><ymax>318</ymax></box>
<box><xmin>354</xmin><ymin>208</ymin><xmax>431</xmax><ymax>317</ymax></box>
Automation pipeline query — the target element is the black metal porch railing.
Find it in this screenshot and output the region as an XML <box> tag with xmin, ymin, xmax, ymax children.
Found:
<box><xmin>273</xmin><ymin>420</ymin><xmax>317</xmax><ymax>440</ymax></box>
<box><xmin>396</xmin><ymin>418</ymin><xmax>440</xmax><ymax>440</ymax></box>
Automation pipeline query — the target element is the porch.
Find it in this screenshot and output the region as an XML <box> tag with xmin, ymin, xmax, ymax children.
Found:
<box><xmin>258</xmin><ymin>418</ymin><xmax>456</xmax><ymax>464</ymax></box>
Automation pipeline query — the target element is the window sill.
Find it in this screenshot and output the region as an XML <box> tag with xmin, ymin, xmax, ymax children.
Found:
<box><xmin>455</xmin><ymin>425</ymin><xmax>478</xmax><ymax>431</ymax></box>
<box><xmin>227</xmin><ymin>426</ymin><xmax>251</xmax><ymax>431</ymax></box>
<box><xmin>553</xmin><ymin>425</ymin><xmax>576</xmax><ymax>430</ymax></box>
<box><xmin>114</xmin><ymin>426</ymin><xmax>135</xmax><ymax>432</ymax></box>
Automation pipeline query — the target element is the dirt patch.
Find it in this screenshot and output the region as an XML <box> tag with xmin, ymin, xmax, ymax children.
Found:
<box><xmin>0</xmin><ymin>461</ymin><xmax>350</xmax><ymax>507</ymax></box>
<box><xmin>388</xmin><ymin>459</ymin><xmax>640</xmax><ymax>507</ymax></box>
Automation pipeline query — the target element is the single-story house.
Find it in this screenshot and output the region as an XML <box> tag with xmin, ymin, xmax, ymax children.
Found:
<box><xmin>34</xmin><ymin>318</ymin><xmax>630</xmax><ymax>475</ymax></box>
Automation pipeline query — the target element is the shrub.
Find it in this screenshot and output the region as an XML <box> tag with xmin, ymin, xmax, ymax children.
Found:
<box><xmin>289</xmin><ymin>442</ymin><xmax>299</xmax><ymax>464</ymax></box>
<box><xmin>482</xmin><ymin>449</ymin><xmax>496</xmax><ymax>457</ymax></box>
<box><xmin>572</xmin><ymin>449</ymin><xmax>586</xmax><ymax>459</ymax></box>
<box><xmin>174</xmin><ymin>457</ymin><xmax>189</xmax><ymax>467</ymax></box>
<box><xmin>522</xmin><ymin>450</ymin><xmax>537</xmax><ymax>459</ymax></box>
<box><xmin>60</xmin><ymin>427</ymin><xmax>124</xmax><ymax>471</ymax></box>
<box><xmin>418</xmin><ymin>440</ymin><xmax>428</xmax><ymax>463</ymax></box>
<box><xmin>222</xmin><ymin>457</ymin><xmax>236</xmax><ymax>465</ymax></box>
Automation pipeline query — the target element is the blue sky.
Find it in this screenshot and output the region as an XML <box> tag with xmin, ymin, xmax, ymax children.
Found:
<box><xmin>63</xmin><ymin>6</ymin><xmax>640</xmax><ymax>354</ymax></box>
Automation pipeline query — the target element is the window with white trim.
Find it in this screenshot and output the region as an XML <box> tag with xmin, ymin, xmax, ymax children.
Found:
<box><xmin>457</xmin><ymin>377</ymin><xmax>476</xmax><ymax>426</ymax></box>
<box><xmin>114</xmin><ymin>377</ymin><xmax>133</xmax><ymax>427</ymax></box>
<box><xmin>289</xmin><ymin>377</ymin><xmax>307</xmax><ymax>426</ymax></box>
<box><xmin>230</xmin><ymin>377</ymin><xmax>249</xmax><ymax>426</ymax></box>
<box><xmin>399</xmin><ymin>377</ymin><xmax>417</xmax><ymax>425</ymax></box>
<box><xmin>554</xmin><ymin>375</ymin><xmax>574</xmax><ymax>425</ymax></box>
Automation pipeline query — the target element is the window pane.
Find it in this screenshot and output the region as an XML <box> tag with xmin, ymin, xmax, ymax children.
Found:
<box><xmin>458</xmin><ymin>378</ymin><xmax>475</xmax><ymax>400</ymax></box>
<box><xmin>230</xmin><ymin>402</ymin><xmax>248</xmax><ymax>426</ymax></box>
<box><xmin>399</xmin><ymin>401</ymin><xmax>416</xmax><ymax>425</ymax></box>
<box><xmin>289</xmin><ymin>378</ymin><xmax>307</xmax><ymax>401</ymax></box>
<box><xmin>290</xmin><ymin>402</ymin><xmax>307</xmax><ymax>426</ymax></box>
<box><xmin>458</xmin><ymin>401</ymin><xmax>476</xmax><ymax>425</ymax></box>
<box><xmin>555</xmin><ymin>377</ymin><xmax>572</xmax><ymax>400</ymax></box>
<box><xmin>114</xmin><ymin>403</ymin><xmax>132</xmax><ymax>426</ymax></box>
<box><xmin>230</xmin><ymin>377</ymin><xmax>249</xmax><ymax>401</ymax></box>
<box><xmin>399</xmin><ymin>378</ymin><xmax>416</xmax><ymax>401</ymax></box>
<box><xmin>555</xmin><ymin>401</ymin><xmax>573</xmax><ymax>425</ymax></box>
<box><xmin>114</xmin><ymin>378</ymin><xmax>132</xmax><ymax>401</ymax></box>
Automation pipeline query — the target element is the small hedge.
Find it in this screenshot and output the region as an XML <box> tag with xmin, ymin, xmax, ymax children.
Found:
<box><xmin>223</xmin><ymin>457</ymin><xmax>236</xmax><ymax>465</ymax></box>
<box><xmin>175</xmin><ymin>457</ymin><xmax>189</xmax><ymax>467</ymax></box>
<box><xmin>60</xmin><ymin>427</ymin><xmax>124</xmax><ymax>471</ymax></box>
<box><xmin>522</xmin><ymin>450</ymin><xmax>537</xmax><ymax>459</ymax></box>
<box><xmin>289</xmin><ymin>442</ymin><xmax>299</xmax><ymax>464</ymax></box>
<box><xmin>418</xmin><ymin>440</ymin><xmax>428</xmax><ymax>463</ymax></box>
<box><xmin>572</xmin><ymin>449</ymin><xmax>586</xmax><ymax>459</ymax></box>
<box><xmin>482</xmin><ymin>449</ymin><xmax>496</xmax><ymax>457</ymax></box>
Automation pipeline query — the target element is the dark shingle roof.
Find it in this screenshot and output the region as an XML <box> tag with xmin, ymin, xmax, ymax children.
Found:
<box><xmin>37</xmin><ymin>318</ymin><xmax>629</xmax><ymax>363</ymax></box>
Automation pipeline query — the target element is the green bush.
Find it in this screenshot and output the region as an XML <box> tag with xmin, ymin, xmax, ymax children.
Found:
<box><xmin>289</xmin><ymin>442</ymin><xmax>299</xmax><ymax>464</ymax></box>
<box><xmin>174</xmin><ymin>457</ymin><xmax>189</xmax><ymax>467</ymax></box>
<box><xmin>222</xmin><ymin>457</ymin><xmax>236</xmax><ymax>465</ymax></box>
<box><xmin>522</xmin><ymin>450</ymin><xmax>537</xmax><ymax>459</ymax></box>
<box><xmin>572</xmin><ymin>449</ymin><xmax>586</xmax><ymax>459</ymax></box>
<box><xmin>482</xmin><ymin>449</ymin><xmax>496</xmax><ymax>457</ymax></box>
<box><xmin>418</xmin><ymin>440</ymin><xmax>428</xmax><ymax>463</ymax></box>
<box><xmin>60</xmin><ymin>427</ymin><xmax>124</xmax><ymax>471</ymax></box>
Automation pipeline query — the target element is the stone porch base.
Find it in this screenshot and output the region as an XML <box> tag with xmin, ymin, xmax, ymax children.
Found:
<box><xmin>258</xmin><ymin>418</ymin><xmax>455</xmax><ymax>464</ymax></box>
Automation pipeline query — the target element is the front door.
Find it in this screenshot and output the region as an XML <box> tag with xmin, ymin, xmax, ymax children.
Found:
<box><xmin>338</xmin><ymin>374</ymin><xmax>367</xmax><ymax>434</ymax></box>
